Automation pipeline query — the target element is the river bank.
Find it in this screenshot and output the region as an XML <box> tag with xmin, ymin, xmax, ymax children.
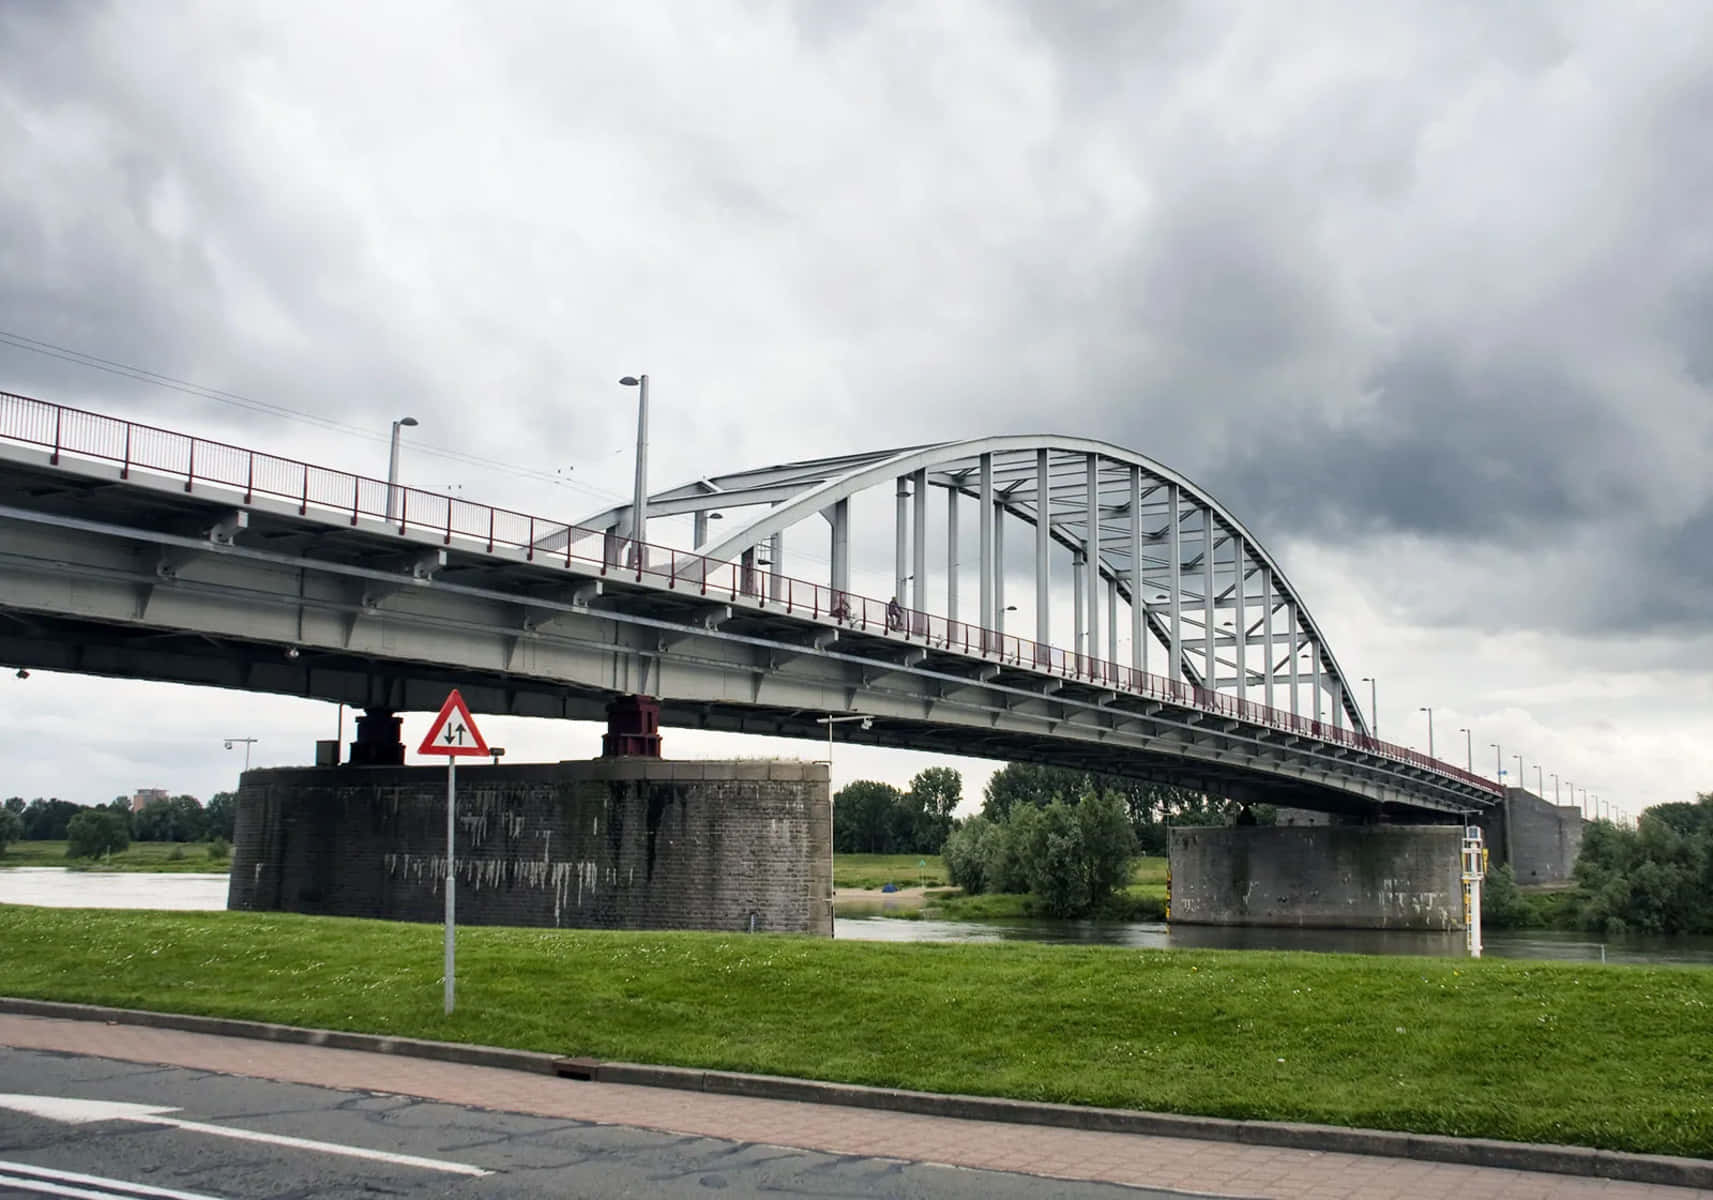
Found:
<box><xmin>1</xmin><ymin>905</ymin><xmax>1709</xmax><ymax>1158</ymax></box>
<box><xmin>0</xmin><ymin>839</ymin><xmax>231</xmax><ymax>873</ymax></box>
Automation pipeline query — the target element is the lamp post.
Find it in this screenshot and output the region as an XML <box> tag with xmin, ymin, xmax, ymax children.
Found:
<box><xmin>1418</xmin><ymin>706</ymin><xmax>1434</xmax><ymax>759</ymax></box>
<box><xmin>1514</xmin><ymin>754</ymin><xmax>1525</xmax><ymax>795</ymax></box>
<box><xmin>1535</xmin><ymin>764</ymin><xmax>1543</xmax><ymax>796</ymax></box>
<box><xmin>1552</xmin><ymin>772</ymin><xmax>1560</xmax><ymax>805</ymax></box>
<box><xmin>1360</xmin><ymin>677</ymin><xmax>1378</xmax><ymax>737</ymax></box>
<box><xmin>1458</xmin><ymin>727</ymin><xmax>1473</xmax><ymax>772</ymax></box>
<box><xmin>816</xmin><ymin>713</ymin><xmax>874</xmax><ymax>766</ymax></box>
<box><xmin>620</xmin><ymin>375</ymin><xmax>650</xmax><ymax>569</ymax></box>
<box><xmin>223</xmin><ymin>737</ymin><xmax>258</xmax><ymax>772</ymax></box>
<box><xmin>385</xmin><ymin>416</ymin><xmax>418</xmax><ymax>521</ymax></box>
<box><xmin>1490</xmin><ymin>742</ymin><xmax>1503</xmax><ymax>787</ymax></box>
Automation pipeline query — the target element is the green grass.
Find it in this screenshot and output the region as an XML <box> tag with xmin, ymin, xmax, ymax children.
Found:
<box><xmin>834</xmin><ymin>853</ymin><xmax>946</xmax><ymax>889</ymax></box>
<box><xmin>0</xmin><ymin>840</ymin><xmax>231</xmax><ymax>873</ymax></box>
<box><xmin>0</xmin><ymin>906</ymin><xmax>1707</xmax><ymax>1157</ymax></box>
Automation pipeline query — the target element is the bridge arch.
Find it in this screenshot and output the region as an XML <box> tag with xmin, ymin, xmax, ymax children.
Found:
<box><xmin>575</xmin><ymin>436</ymin><xmax>1368</xmax><ymax>735</ymax></box>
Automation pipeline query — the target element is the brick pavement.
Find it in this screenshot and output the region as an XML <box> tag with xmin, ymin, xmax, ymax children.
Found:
<box><xmin>0</xmin><ymin>1014</ymin><xmax>1706</xmax><ymax>1199</ymax></box>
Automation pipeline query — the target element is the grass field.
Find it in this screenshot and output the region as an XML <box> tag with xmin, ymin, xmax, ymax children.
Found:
<box><xmin>834</xmin><ymin>854</ymin><xmax>1170</xmax><ymax>922</ymax></box>
<box><xmin>0</xmin><ymin>905</ymin><xmax>1707</xmax><ymax>1157</ymax></box>
<box><xmin>833</xmin><ymin>854</ymin><xmax>946</xmax><ymax>889</ymax></box>
<box><xmin>0</xmin><ymin>840</ymin><xmax>231</xmax><ymax>873</ymax></box>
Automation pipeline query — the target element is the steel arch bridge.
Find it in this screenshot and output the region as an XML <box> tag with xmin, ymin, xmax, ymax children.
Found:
<box><xmin>575</xmin><ymin>437</ymin><xmax>1366</xmax><ymax>736</ymax></box>
<box><xmin>0</xmin><ymin>392</ymin><xmax>1499</xmax><ymax>816</ymax></box>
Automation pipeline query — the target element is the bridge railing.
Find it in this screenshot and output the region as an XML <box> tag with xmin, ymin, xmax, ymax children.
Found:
<box><xmin>0</xmin><ymin>389</ymin><xmax>1501</xmax><ymax>797</ymax></box>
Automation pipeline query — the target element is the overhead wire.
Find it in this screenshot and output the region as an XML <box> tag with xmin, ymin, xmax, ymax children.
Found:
<box><xmin>0</xmin><ymin>327</ymin><xmax>629</xmax><ymax>504</ymax></box>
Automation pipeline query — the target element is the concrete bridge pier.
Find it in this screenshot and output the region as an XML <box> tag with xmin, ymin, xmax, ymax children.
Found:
<box><xmin>1169</xmin><ymin>824</ymin><xmax>1464</xmax><ymax>930</ymax></box>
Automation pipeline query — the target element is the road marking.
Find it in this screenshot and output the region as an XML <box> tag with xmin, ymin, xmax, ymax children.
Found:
<box><xmin>0</xmin><ymin>1162</ymin><xmax>224</xmax><ymax>1200</ymax></box>
<box><xmin>0</xmin><ymin>1094</ymin><xmax>491</xmax><ymax>1177</ymax></box>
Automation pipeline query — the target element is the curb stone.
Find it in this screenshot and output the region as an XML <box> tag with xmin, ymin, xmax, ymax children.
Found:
<box><xmin>1</xmin><ymin>996</ymin><xmax>1707</xmax><ymax>1190</ymax></box>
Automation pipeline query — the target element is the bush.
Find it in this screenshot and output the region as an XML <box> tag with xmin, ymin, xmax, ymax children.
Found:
<box><xmin>207</xmin><ymin>837</ymin><xmax>231</xmax><ymax>860</ymax></box>
<box><xmin>0</xmin><ymin>806</ymin><xmax>19</xmax><ymax>854</ymax></box>
<box><xmin>1480</xmin><ymin>864</ymin><xmax>1535</xmax><ymax>928</ymax></box>
<box><xmin>947</xmin><ymin>791</ymin><xmax>1138</xmax><ymax>917</ymax></box>
<box><xmin>65</xmin><ymin>809</ymin><xmax>130</xmax><ymax>860</ymax></box>
<box><xmin>942</xmin><ymin>817</ymin><xmax>994</xmax><ymax>894</ymax></box>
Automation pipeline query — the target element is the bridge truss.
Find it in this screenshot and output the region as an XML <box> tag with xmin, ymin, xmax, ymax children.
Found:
<box><xmin>576</xmin><ymin>438</ymin><xmax>1367</xmax><ymax>735</ymax></box>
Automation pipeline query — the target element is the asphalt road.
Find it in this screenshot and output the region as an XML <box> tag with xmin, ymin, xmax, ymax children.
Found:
<box><xmin>0</xmin><ymin>1046</ymin><xmax>1227</xmax><ymax>1200</ymax></box>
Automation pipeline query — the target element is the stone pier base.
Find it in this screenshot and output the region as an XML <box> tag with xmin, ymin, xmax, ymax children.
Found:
<box><xmin>1169</xmin><ymin>824</ymin><xmax>1463</xmax><ymax>930</ymax></box>
<box><xmin>230</xmin><ymin>759</ymin><xmax>831</xmax><ymax>935</ymax></box>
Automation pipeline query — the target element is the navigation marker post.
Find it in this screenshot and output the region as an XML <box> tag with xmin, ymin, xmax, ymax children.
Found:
<box><xmin>417</xmin><ymin>688</ymin><xmax>490</xmax><ymax>1013</ymax></box>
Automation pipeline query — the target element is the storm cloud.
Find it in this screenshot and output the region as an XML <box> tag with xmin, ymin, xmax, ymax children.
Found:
<box><xmin>1</xmin><ymin>0</ymin><xmax>1708</xmax><ymax>810</ymax></box>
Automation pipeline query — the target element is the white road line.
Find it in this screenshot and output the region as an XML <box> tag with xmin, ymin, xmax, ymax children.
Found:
<box><xmin>147</xmin><ymin>1116</ymin><xmax>491</xmax><ymax>1177</ymax></box>
<box><xmin>0</xmin><ymin>1169</ymin><xmax>223</xmax><ymax>1200</ymax></box>
<box><xmin>0</xmin><ymin>1160</ymin><xmax>223</xmax><ymax>1200</ymax></box>
<box><xmin>0</xmin><ymin>1095</ymin><xmax>491</xmax><ymax>1178</ymax></box>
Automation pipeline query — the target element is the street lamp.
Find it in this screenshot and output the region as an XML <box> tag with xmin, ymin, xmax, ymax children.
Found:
<box><xmin>1514</xmin><ymin>754</ymin><xmax>1524</xmax><ymax>795</ymax></box>
<box><xmin>1361</xmin><ymin>677</ymin><xmax>1378</xmax><ymax>737</ymax></box>
<box><xmin>816</xmin><ymin>713</ymin><xmax>875</xmax><ymax>765</ymax></box>
<box><xmin>620</xmin><ymin>375</ymin><xmax>650</xmax><ymax>569</ymax></box>
<box><xmin>1552</xmin><ymin>772</ymin><xmax>1560</xmax><ymax>805</ymax></box>
<box><xmin>1490</xmin><ymin>742</ymin><xmax>1503</xmax><ymax>788</ymax></box>
<box><xmin>1418</xmin><ymin>706</ymin><xmax>1434</xmax><ymax>759</ymax></box>
<box><xmin>1535</xmin><ymin>764</ymin><xmax>1543</xmax><ymax>796</ymax></box>
<box><xmin>223</xmin><ymin>737</ymin><xmax>258</xmax><ymax>772</ymax></box>
<box><xmin>385</xmin><ymin>416</ymin><xmax>418</xmax><ymax>521</ymax></box>
<box><xmin>1457</xmin><ymin>727</ymin><xmax>1473</xmax><ymax>772</ymax></box>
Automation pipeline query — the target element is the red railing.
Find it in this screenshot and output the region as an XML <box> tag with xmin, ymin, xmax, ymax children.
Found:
<box><xmin>0</xmin><ymin>389</ymin><xmax>1502</xmax><ymax>796</ymax></box>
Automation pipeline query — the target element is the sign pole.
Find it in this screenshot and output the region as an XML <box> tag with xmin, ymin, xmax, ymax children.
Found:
<box><xmin>445</xmin><ymin>754</ymin><xmax>457</xmax><ymax>1013</ymax></box>
<box><xmin>417</xmin><ymin>687</ymin><xmax>487</xmax><ymax>1017</ymax></box>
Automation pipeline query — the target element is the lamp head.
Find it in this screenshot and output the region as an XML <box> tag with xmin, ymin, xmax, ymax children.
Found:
<box><xmin>619</xmin><ymin>376</ymin><xmax>641</xmax><ymax>387</ymax></box>
<box><xmin>224</xmin><ymin>740</ymin><xmax>232</xmax><ymax>750</ymax></box>
<box><xmin>397</xmin><ymin>416</ymin><xmax>418</xmax><ymax>428</ymax></box>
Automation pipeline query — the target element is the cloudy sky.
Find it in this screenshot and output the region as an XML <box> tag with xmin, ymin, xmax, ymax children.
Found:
<box><xmin>2</xmin><ymin>0</ymin><xmax>1708</xmax><ymax>818</ymax></box>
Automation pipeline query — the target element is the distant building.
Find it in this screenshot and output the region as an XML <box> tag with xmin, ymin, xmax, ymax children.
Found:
<box><xmin>130</xmin><ymin>788</ymin><xmax>168</xmax><ymax>813</ymax></box>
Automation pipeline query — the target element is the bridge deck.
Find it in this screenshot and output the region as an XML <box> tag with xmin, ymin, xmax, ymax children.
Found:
<box><xmin>0</xmin><ymin>391</ymin><xmax>1500</xmax><ymax>816</ymax></box>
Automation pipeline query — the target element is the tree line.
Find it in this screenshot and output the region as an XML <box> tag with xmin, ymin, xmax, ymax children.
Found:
<box><xmin>832</xmin><ymin>762</ymin><xmax>1262</xmax><ymax>919</ymax></box>
<box><xmin>1485</xmin><ymin>792</ymin><xmax>1713</xmax><ymax>935</ymax></box>
<box><xmin>833</xmin><ymin>767</ymin><xmax>962</xmax><ymax>854</ymax></box>
<box><xmin>0</xmin><ymin>793</ymin><xmax>237</xmax><ymax>860</ymax></box>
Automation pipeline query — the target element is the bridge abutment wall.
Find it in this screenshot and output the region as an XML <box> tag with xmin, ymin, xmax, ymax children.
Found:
<box><xmin>1169</xmin><ymin>825</ymin><xmax>1463</xmax><ymax>930</ymax></box>
<box><xmin>229</xmin><ymin>759</ymin><xmax>831</xmax><ymax>935</ymax></box>
<box><xmin>1474</xmin><ymin>788</ymin><xmax>1584</xmax><ymax>884</ymax></box>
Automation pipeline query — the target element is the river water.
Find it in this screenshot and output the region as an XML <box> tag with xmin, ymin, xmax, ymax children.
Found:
<box><xmin>4</xmin><ymin>868</ymin><xmax>1710</xmax><ymax>966</ymax></box>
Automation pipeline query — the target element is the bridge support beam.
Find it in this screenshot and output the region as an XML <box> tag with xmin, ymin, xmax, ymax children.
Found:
<box><xmin>1168</xmin><ymin>483</ymin><xmax>1182</xmax><ymax>682</ymax></box>
<box><xmin>348</xmin><ymin>708</ymin><xmax>404</xmax><ymax>766</ymax></box>
<box><xmin>602</xmin><ymin>694</ymin><xmax>662</xmax><ymax>758</ymax></box>
<box><xmin>946</xmin><ymin>485</ymin><xmax>959</xmax><ymax>623</ymax></box>
<box><xmin>1035</xmin><ymin>448</ymin><xmax>1050</xmax><ymax>647</ymax></box>
<box><xmin>979</xmin><ymin>452</ymin><xmax>994</xmax><ymax>632</ymax></box>
<box><xmin>1084</xmin><ymin>453</ymin><xmax>1099</xmax><ymax>662</ymax></box>
<box><xmin>824</xmin><ymin>498</ymin><xmax>849</xmax><ymax>596</ymax></box>
<box><xmin>894</xmin><ymin>478</ymin><xmax>908</xmax><ymax>606</ymax></box>
<box><xmin>911</xmin><ymin>467</ymin><xmax>927</xmax><ymax>615</ymax></box>
<box><xmin>1129</xmin><ymin>466</ymin><xmax>1143</xmax><ymax>675</ymax></box>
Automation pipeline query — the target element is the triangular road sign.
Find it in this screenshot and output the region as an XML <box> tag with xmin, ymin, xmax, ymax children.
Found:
<box><xmin>418</xmin><ymin>689</ymin><xmax>491</xmax><ymax>758</ymax></box>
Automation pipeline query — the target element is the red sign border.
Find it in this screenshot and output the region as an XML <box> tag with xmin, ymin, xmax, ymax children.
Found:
<box><xmin>417</xmin><ymin>688</ymin><xmax>491</xmax><ymax>758</ymax></box>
